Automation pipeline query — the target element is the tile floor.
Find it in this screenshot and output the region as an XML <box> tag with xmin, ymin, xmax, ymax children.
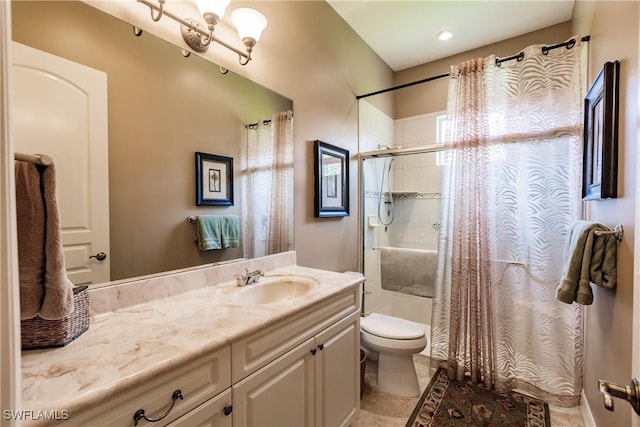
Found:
<box><xmin>352</xmin><ymin>354</ymin><xmax>585</xmax><ymax>427</ymax></box>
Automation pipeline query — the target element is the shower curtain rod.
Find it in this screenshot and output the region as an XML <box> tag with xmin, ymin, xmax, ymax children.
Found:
<box><xmin>356</xmin><ymin>35</ymin><xmax>591</xmax><ymax>100</ymax></box>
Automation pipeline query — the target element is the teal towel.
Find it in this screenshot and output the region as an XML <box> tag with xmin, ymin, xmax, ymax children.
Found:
<box><xmin>221</xmin><ymin>215</ymin><xmax>240</xmax><ymax>248</ymax></box>
<box><xmin>556</xmin><ymin>221</ymin><xmax>617</xmax><ymax>305</ymax></box>
<box><xmin>195</xmin><ymin>215</ymin><xmax>222</xmax><ymax>251</ymax></box>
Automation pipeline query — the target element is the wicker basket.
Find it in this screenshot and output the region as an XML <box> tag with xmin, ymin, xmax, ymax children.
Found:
<box><xmin>21</xmin><ymin>285</ymin><xmax>90</xmax><ymax>350</ymax></box>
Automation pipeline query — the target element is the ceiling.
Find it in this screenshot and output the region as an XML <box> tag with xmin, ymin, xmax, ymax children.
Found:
<box><xmin>327</xmin><ymin>1</ymin><xmax>576</xmax><ymax>71</ymax></box>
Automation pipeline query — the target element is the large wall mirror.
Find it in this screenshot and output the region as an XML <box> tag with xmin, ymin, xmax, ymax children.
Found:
<box><xmin>11</xmin><ymin>1</ymin><xmax>293</xmax><ymax>284</ymax></box>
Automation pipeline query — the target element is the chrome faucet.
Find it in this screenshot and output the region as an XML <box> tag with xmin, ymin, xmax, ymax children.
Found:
<box><xmin>234</xmin><ymin>269</ymin><xmax>264</xmax><ymax>287</ymax></box>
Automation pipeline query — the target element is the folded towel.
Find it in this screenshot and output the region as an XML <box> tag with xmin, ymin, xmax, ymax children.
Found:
<box><xmin>15</xmin><ymin>161</ymin><xmax>46</xmax><ymax>319</ymax></box>
<box><xmin>39</xmin><ymin>163</ymin><xmax>75</xmax><ymax>320</ymax></box>
<box><xmin>220</xmin><ymin>215</ymin><xmax>240</xmax><ymax>249</ymax></box>
<box><xmin>15</xmin><ymin>161</ymin><xmax>74</xmax><ymax>320</ymax></box>
<box><xmin>556</xmin><ymin>221</ymin><xmax>617</xmax><ymax>305</ymax></box>
<box><xmin>380</xmin><ymin>246</ymin><xmax>437</xmax><ymax>297</ymax></box>
<box><xmin>195</xmin><ymin>215</ymin><xmax>223</xmax><ymax>250</ymax></box>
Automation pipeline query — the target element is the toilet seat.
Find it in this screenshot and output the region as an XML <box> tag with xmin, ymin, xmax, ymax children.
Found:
<box><xmin>361</xmin><ymin>313</ymin><xmax>425</xmax><ymax>340</ymax></box>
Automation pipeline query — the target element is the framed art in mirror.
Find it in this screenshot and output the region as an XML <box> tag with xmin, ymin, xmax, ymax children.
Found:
<box><xmin>314</xmin><ymin>140</ymin><xmax>349</xmax><ymax>217</ymax></box>
<box><xmin>196</xmin><ymin>152</ymin><xmax>234</xmax><ymax>206</ymax></box>
<box><xmin>582</xmin><ymin>60</ymin><xmax>619</xmax><ymax>200</ymax></box>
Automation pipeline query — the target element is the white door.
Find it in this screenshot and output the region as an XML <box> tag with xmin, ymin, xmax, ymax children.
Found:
<box><xmin>11</xmin><ymin>42</ymin><xmax>110</xmax><ymax>285</ymax></box>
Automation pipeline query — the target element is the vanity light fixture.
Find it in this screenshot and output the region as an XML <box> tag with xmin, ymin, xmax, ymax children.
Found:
<box><xmin>137</xmin><ymin>0</ymin><xmax>267</xmax><ymax>65</ymax></box>
<box><xmin>438</xmin><ymin>29</ymin><xmax>453</xmax><ymax>41</ymax></box>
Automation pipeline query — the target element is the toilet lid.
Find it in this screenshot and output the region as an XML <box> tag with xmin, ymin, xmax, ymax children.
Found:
<box><xmin>361</xmin><ymin>313</ymin><xmax>426</xmax><ymax>340</ymax></box>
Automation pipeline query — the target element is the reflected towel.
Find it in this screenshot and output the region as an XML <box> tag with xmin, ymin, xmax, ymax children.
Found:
<box><xmin>220</xmin><ymin>215</ymin><xmax>240</xmax><ymax>248</ymax></box>
<box><xmin>15</xmin><ymin>161</ymin><xmax>74</xmax><ymax>320</ymax></box>
<box><xmin>380</xmin><ymin>246</ymin><xmax>437</xmax><ymax>298</ymax></box>
<box><xmin>195</xmin><ymin>215</ymin><xmax>240</xmax><ymax>250</ymax></box>
<box><xmin>195</xmin><ymin>215</ymin><xmax>223</xmax><ymax>250</ymax></box>
<box><xmin>556</xmin><ymin>221</ymin><xmax>617</xmax><ymax>305</ymax></box>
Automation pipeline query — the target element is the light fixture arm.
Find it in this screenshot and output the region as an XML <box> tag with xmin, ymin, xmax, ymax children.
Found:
<box><xmin>146</xmin><ymin>0</ymin><xmax>165</xmax><ymax>22</ymax></box>
<box><xmin>137</xmin><ymin>0</ymin><xmax>253</xmax><ymax>64</ymax></box>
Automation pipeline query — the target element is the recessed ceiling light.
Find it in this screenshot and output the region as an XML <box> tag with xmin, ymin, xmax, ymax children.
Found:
<box><xmin>438</xmin><ymin>30</ymin><xmax>453</xmax><ymax>41</ymax></box>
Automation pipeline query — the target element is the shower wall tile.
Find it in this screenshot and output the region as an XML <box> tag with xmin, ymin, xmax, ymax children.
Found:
<box><xmin>420</xmin><ymin>152</ymin><xmax>438</xmax><ymax>167</ymax></box>
<box><xmin>400</xmin><ymin>119</ymin><xmax>420</xmax><ymax>146</ymax></box>
<box><xmin>359</xmin><ymin>100</ymin><xmax>394</xmax><ymax>152</ymax></box>
<box><xmin>391</xmin><ymin>293</ymin><xmax>432</xmax><ymax>325</ymax></box>
<box><xmin>393</xmin><ymin>125</ymin><xmax>402</xmax><ymax>149</ymax></box>
<box><xmin>419</xmin><ymin>116</ymin><xmax>438</xmax><ymax>144</ymax></box>
<box><xmin>392</xmin><ymin>167</ymin><xmax>404</xmax><ymax>192</ymax></box>
<box><xmin>403</xmin><ymin>153</ymin><xmax>420</xmax><ymax>169</ymax></box>
<box><xmin>420</xmin><ymin>166</ymin><xmax>440</xmax><ymax>193</ymax></box>
<box><xmin>402</xmin><ymin>167</ymin><xmax>420</xmax><ymax>192</ymax></box>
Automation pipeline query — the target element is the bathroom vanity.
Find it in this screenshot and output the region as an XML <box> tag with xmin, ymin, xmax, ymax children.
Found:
<box><xmin>20</xmin><ymin>253</ymin><xmax>362</xmax><ymax>426</ymax></box>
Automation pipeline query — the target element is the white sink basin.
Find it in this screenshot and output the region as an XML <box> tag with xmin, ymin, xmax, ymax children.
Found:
<box><xmin>232</xmin><ymin>276</ymin><xmax>318</xmax><ymax>305</ymax></box>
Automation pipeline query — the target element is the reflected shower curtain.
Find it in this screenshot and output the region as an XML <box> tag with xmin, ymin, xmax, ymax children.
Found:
<box><xmin>432</xmin><ymin>38</ymin><xmax>586</xmax><ymax>406</ymax></box>
<box><xmin>244</xmin><ymin>111</ymin><xmax>294</xmax><ymax>258</ymax></box>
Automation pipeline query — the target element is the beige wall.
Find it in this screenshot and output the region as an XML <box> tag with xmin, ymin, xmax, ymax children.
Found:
<box><xmin>392</xmin><ymin>22</ymin><xmax>572</xmax><ymax>118</ymax></box>
<box><xmin>229</xmin><ymin>1</ymin><xmax>394</xmax><ymax>272</ymax></box>
<box><xmin>573</xmin><ymin>2</ymin><xmax>638</xmax><ymax>426</ymax></box>
<box><xmin>12</xmin><ymin>1</ymin><xmax>293</xmax><ymax>280</ymax></box>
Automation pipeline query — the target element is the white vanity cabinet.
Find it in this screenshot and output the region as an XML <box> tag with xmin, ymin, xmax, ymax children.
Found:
<box><xmin>24</xmin><ymin>273</ymin><xmax>362</xmax><ymax>427</ymax></box>
<box><xmin>231</xmin><ymin>289</ymin><xmax>360</xmax><ymax>427</ymax></box>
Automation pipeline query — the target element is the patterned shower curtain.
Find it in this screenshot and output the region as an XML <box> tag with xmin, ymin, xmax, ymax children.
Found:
<box><xmin>432</xmin><ymin>37</ymin><xmax>586</xmax><ymax>406</ymax></box>
<box><xmin>244</xmin><ymin>111</ymin><xmax>294</xmax><ymax>258</ymax></box>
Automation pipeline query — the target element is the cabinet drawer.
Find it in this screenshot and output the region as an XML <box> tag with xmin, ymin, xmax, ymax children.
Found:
<box><xmin>63</xmin><ymin>346</ymin><xmax>231</xmax><ymax>426</ymax></box>
<box><xmin>232</xmin><ymin>285</ymin><xmax>359</xmax><ymax>383</ymax></box>
<box><xmin>166</xmin><ymin>389</ymin><xmax>232</xmax><ymax>427</ymax></box>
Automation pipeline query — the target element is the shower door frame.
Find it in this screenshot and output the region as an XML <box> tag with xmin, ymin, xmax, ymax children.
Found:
<box><xmin>357</xmin><ymin>143</ymin><xmax>446</xmax><ymax>314</ymax></box>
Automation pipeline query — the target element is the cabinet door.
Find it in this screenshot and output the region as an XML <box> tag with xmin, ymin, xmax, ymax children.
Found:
<box><xmin>167</xmin><ymin>389</ymin><xmax>232</xmax><ymax>427</ymax></box>
<box><xmin>314</xmin><ymin>311</ymin><xmax>360</xmax><ymax>427</ymax></box>
<box><xmin>233</xmin><ymin>338</ymin><xmax>316</xmax><ymax>427</ymax></box>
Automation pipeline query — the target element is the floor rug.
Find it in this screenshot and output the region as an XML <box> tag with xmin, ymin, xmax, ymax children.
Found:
<box><xmin>406</xmin><ymin>368</ymin><xmax>550</xmax><ymax>427</ymax></box>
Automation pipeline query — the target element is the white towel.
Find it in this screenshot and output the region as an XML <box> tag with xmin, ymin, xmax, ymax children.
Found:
<box><xmin>380</xmin><ymin>246</ymin><xmax>437</xmax><ymax>297</ymax></box>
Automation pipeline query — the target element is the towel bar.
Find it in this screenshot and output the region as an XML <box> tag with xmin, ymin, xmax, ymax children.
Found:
<box><xmin>594</xmin><ymin>224</ymin><xmax>624</xmax><ymax>241</ymax></box>
<box><xmin>187</xmin><ymin>216</ymin><xmax>196</xmax><ymax>223</ymax></box>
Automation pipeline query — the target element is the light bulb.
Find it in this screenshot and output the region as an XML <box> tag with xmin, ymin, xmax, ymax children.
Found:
<box><xmin>231</xmin><ymin>8</ymin><xmax>268</xmax><ymax>45</ymax></box>
<box><xmin>194</xmin><ymin>0</ymin><xmax>231</xmax><ymax>23</ymax></box>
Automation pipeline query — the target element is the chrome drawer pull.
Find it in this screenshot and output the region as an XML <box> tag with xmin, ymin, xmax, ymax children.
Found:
<box><xmin>133</xmin><ymin>389</ymin><xmax>183</xmax><ymax>426</ymax></box>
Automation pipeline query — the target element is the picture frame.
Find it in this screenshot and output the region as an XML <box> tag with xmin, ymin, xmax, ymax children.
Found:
<box><xmin>195</xmin><ymin>152</ymin><xmax>233</xmax><ymax>206</ymax></box>
<box><xmin>582</xmin><ymin>60</ymin><xmax>619</xmax><ymax>200</ymax></box>
<box><xmin>314</xmin><ymin>140</ymin><xmax>349</xmax><ymax>217</ymax></box>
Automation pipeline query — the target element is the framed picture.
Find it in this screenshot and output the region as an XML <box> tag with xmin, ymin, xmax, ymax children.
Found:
<box><xmin>582</xmin><ymin>60</ymin><xmax>619</xmax><ymax>200</ymax></box>
<box><xmin>195</xmin><ymin>152</ymin><xmax>233</xmax><ymax>206</ymax></box>
<box><xmin>314</xmin><ymin>140</ymin><xmax>349</xmax><ymax>217</ymax></box>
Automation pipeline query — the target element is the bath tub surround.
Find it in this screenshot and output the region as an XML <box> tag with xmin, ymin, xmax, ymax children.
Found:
<box><xmin>20</xmin><ymin>252</ymin><xmax>363</xmax><ymax>426</ymax></box>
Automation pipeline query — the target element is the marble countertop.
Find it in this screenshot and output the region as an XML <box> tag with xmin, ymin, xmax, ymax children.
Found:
<box><xmin>21</xmin><ymin>265</ymin><xmax>362</xmax><ymax>417</ymax></box>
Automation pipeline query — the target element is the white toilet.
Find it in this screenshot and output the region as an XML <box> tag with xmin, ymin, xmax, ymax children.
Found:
<box><xmin>360</xmin><ymin>313</ymin><xmax>427</xmax><ymax>397</ymax></box>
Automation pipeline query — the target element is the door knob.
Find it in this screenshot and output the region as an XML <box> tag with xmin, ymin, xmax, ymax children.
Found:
<box><xmin>598</xmin><ymin>378</ymin><xmax>640</xmax><ymax>415</ymax></box>
<box><xmin>89</xmin><ymin>252</ymin><xmax>107</xmax><ymax>261</ymax></box>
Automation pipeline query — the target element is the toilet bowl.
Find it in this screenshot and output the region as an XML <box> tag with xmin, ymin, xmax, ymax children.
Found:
<box><xmin>360</xmin><ymin>313</ymin><xmax>427</xmax><ymax>397</ymax></box>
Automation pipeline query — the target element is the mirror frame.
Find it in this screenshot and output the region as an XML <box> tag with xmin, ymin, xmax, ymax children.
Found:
<box><xmin>313</xmin><ymin>140</ymin><xmax>349</xmax><ymax>218</ymax></box>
